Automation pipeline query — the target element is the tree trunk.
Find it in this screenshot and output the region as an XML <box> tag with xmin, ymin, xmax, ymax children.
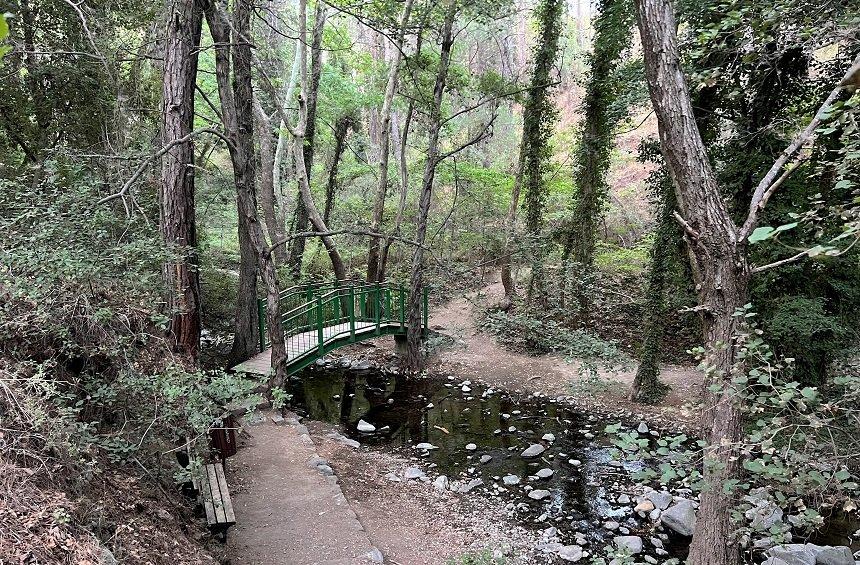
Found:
<box><xmin>405</xmin><ymin>1</ymin><xmax>457</xmax><ymax>371</ymax></box>
<box><xmin>366</xmin><ymin>0</ymin><xmax>415</xmax><ymax>283</ymax></box>
<box><xmin>323</xmin><ymin>113</ymin><xmax>355</xmax><ymax>224</ymax></box>
<box><xmin>291</xmin><ymin>0</ymin><xmax>346</xmax><ymax>283</ymax></box>
<box><xmin>635</xmin><ymin>0</ymin><xmax>747</xmax><ymax>562</ymax></box>
<box><xmin>205</xmin><ymin>0</ymin><xmax>287</xmax><ymax>387</ymax></box>
<box><xmin>159</xmin><ymin>0</ymin><xmax>203</xmax><ymax>361</ymax></box>
<box><xmin>521</xmin><ymin>0</ymin><xmax>564</xmax><ymax>306</ymax></box>
<box><xmin>500</xmin><ymin>141</ymin><xmax>525</xmax><ymax>303</ymax></box>
<box><xmin>630</xmin><ymin>176</ymin><xmax>673</xmax><ymax>403</ymax></box>
<box><xmin>286</xmin><ymin>1</ymin><xmax>327</xmax><ymax>279</ymax></box>
<box><xmin>254</xmin><ymin>96</ymin><xmax>287</xmax><ymax>264</ymax></box>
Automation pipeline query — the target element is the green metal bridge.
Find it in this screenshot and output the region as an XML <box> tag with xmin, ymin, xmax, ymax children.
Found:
<box><xmin>231</xmin><ymin>280</ymin><xmax>429</xmax><ymax>376</ymax></box>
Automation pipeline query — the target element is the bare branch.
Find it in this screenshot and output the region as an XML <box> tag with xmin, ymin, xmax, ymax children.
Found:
<box><xmin>673</xmin><ymin>210</ymin><xmax>700</xmax><ymax>240</ymax></box>
<box><xmin>96</xmin><ymin>127</ymin><xmax>228</xmax><ymax>208</ymax></box>
<box><xmin>751</xmin><ymin>236</ymin><xmax>860</xmax><ymax>274</ymax></box>
<box><xmin>740</xmin><ymin>53</ymin><xmax>860</xmax><ymax>241</ymax></box>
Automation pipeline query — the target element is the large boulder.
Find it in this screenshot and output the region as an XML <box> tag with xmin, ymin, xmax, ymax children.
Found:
<box><xmin>661</xmin><ymin>500</ymin><xmax>697</xmax><ymax>537</ymax></box>
<box><xmin>816</xmin><ymin>546</ymin><xmax>855</xmax><ymax>565</ymax></box>
<box><xmin>768</xmin><ymin>544</ymin><xmax>817</xmax><ymax>565</ymax></box>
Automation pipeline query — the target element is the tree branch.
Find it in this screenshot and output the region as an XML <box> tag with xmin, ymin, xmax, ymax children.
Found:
<box><xmin>97</xmin><ymin>127</ymin><xmax>229</xmax><ymax>208</ymax></box>
<box><xmin>740</xmin><ymin>53</ymin><xmax>860</xmax><ymax>241</ymax></box>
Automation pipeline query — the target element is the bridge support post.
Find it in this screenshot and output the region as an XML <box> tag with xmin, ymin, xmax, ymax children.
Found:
<box><xmin>316</xmin><ymin>296</ymin><xmax>324</xmax><ymax>355</ymax></box>
<box><xmin>349</xmin><ymin>286</ymin><xmax>355</xmax><ymax>340</ymax></box>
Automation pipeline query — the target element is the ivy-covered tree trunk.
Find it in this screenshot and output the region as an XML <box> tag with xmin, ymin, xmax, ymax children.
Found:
<box><xmin>563</xmin><ymin>0</ymin><xmax>632</xmax><ymax>313</ymax></box>
<box><xmin>522</xmin><ymin>0</ymin><xmax>564</xmax><ymax>305</ymax></box>
<box><xmin>630</xmin><ymin>175</ymin><xmax>673</xmax><ymax>403</ymax></box>
<box><xmin>500</xmin><ymin>144</ymin><xmax>524</xmax><ymax>303</ymax></box>
<box><xmin>405</xmin><ymin>1</ymin><xmax>457</xmax><ymax>371</ymax></box>
<box><xmin>159</xmin><ymin>0</ymin><xmax>203</xmax><ymax>361</ymax></box>
<box><xmin>286</xmin><ymin>1</ymin><xmax>326</xmax><ymax>280</ymax></box>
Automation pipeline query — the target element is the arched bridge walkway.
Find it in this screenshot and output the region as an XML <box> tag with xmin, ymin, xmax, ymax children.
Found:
<box><xmin>231</xmin><ymin>281</ymin><xmax>429</xmax><ymax>376</ymax></box>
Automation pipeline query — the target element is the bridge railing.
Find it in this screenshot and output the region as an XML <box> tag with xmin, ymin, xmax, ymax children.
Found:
<box><xmin>257</xmin><ymin>282</ymin><xmax>429</xmax><ymax>355</ymax></box>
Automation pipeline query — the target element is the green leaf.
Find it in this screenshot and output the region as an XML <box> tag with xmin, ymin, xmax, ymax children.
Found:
<box><xmin>749</xmin><ymin>226</ymin><xmax>775</xmax><ymax>243</ymax></box>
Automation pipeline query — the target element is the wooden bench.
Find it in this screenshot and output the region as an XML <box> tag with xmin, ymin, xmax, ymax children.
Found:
<box><xmin>193</xmin><ymin>462</ymin><xmax>236</xmax><ymax>531</ymax></box>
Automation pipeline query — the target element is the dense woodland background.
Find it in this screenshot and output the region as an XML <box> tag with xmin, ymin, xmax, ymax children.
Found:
<box><xmin>0</xmin><ymin>0</ymin><xmax>858</xmax><ymax>562</ymax></box>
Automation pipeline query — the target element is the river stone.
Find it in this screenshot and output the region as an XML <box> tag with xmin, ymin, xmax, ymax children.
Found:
<box><xmin>763</xmin><ymin>560</ymin><xmax>793</xmax><ymax>565</ymax></box>
<box><xmin>768</xmin><ymin>544</ymin><xmax>818</xmax><ymax>565</ymax></box>
<box><xmin>404</xmin><ymin>467</ymin><xmax>426</xmax><ymax>480</ymax></box>
<box><xmin>568</xmin><ymin>459</ymin><xmax>582</xmax><ymax>467</ymax></box>
<box><xmin>614</xmin><ymin>536</ymin><xmax>643</xmax><ymax>554</ymax></box>
<box><xmin>635</xmin><ymin>500</ymin><xmax>655</xmax><ymax>513</ymax></box>
<box><xmin>617</xmin><ymin>494</ymin><xmax>631</xmax><ymax>504</ymax></box>
<box><xmin>536</xmin><ymin>468</ymin><xmax>554</xmax><ymax>479</ymax></box>
<box><xmin>604</xmin><ymin>521</ymin><xmax>620</xmax><ymax>531</ymax></box>
<box><xmin>366</xmin><ymin>547</ymin><xmax>384</xmax><ymax>563</ymax></box>
<box><xmin>503</xmin><ymin>474</ymin><xmax>521</xmax><ymax>485</ymax></box>
<box><xmin>542</xmin><ymin>433</ymin><xmax>556</xmax><ymax>442</ymax></box>
<box><xmin>458</xmin><ymin>478</ymin><xmax>484</xmax><ymax>493</ymax></box>
<box><xmin>661</xmin><ymin>500</ymin><xmax>697</xmax><ymax>537</ymax></box>
<box><xmin>415</xmin><ymin>442</ymin><xmax>438</xmax><ymax>450</ymax></box>
<box><xmin>521</xmin><ymin>444</ymin><xmax>546</xmax><ymax>458</ymax></box>
<box><xmin>817</xmin><ymin>547</ymin><xmax>855</xmax><ymax>565</ymax></box>
<box><xmin>480</xmin><ymin>455</ymin><xmax>493</xmax><ymax>464</ymax></box>
<box><xmin>645</xmin><ymin>490</ymin><xmax>673</xmax><ymax>510</ymax></box>
<box><xmin>433</xmin><ymin>475</ymin><xmax>449</xmax><ymax>492</ymax></box>
<box><xmin>357</xmin><ymin>419</ymin><xmax>376</xmax><ymax>433</ymax></box>
<box><xmin>637</xmin><ymin>422</ymin><xmax>650</xmax><ymax>434</ymax></box>
<box><xmin>465</xmin><ymin>443</ymin><xmax>477</xmax><ymax>451</ymax></box>
<box><xmin>528</xmin><ymin>489</ymin><xmax>551</xmax><ymax>500</ymax></box>
<box><xmin>557</xmin><ymin>545</ymin><xmax>584</xmax><ymax>562</ymax></box>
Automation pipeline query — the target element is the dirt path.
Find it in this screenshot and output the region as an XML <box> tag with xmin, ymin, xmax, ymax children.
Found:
<box><xmin>225</xmin><ymin>412</ymin><xmax>383</xmax><ymax>565</ymax></box>
<box><xmin>428</xmin><ymin>276</ymin><xmax>703</xmax><ymax>429</ymax></box>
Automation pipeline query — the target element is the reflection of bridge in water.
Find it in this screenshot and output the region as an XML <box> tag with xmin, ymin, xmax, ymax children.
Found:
<box><xmin>231</xmin><ymin>281</ymin><xmax>429</xmax><ymax>376</ymax></box>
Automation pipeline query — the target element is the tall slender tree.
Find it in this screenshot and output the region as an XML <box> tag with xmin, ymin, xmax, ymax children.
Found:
<box><xmin>159</xmin><ymin>0</ymin><xmax>203</xmax><ymax>361</ymax></box>
<box><xmin>366</xmin><ymin>0</ymin><xmax>415</xmax><ymax>283</ymax></box>
<box><xmin>286</xmin><ymin>1</ymin><xmax>327</xmax><ymax>279</ymax></box>
<box><xmin>405</xmin><ymin>0</ymin><xmax>458</xmax><ymax>370</ymax></box>
<box><xmin>521</xmin><ymin>0</ymin><xmax>563</xmax><ymax>304</ymax></box>
<box><xmin>563</xmin><ymin>0</ymin><xmax>632</xmax><ymax>311</ymax></box>
<box><xmin>204</xmin><ymin>0</ymin><xmax>288</xmax><ymax>387</ymax></box>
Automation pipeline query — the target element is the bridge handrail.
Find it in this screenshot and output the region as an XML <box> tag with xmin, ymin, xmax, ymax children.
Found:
<box><xmin>257</xmin><ymin>281</ymin><xmax>429</xmax><ymax>354</ymax></box>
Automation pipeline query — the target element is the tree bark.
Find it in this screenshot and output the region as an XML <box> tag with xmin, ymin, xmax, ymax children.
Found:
<box><xmin>159</xmin><ymin>0</ymin><xmax>203</xmax><ymax>362</ymax></box>
<box><xmin>291</xmin><ymin>0</ymin><xmax>346</xmax><ymax>282</ymax></box>
<box><xmin>286</xmin><ymin>1</ymin><xmax>327</xmax><ymax>279</ymax></box>
<box><xmin>499</xmin><ymin>141</ymin><xmax>525</xmax><ymax>302</ymax></box>
<box><xmin>254</xmin><ymin>96</ymin><xmax>287</xmax><ymax>264</ymax></box>
<box><xmin>323</xmin><ymin>113</ymin><xmax>355</xmax><ymax>224</ymax></box>
<box><xmin>405</xmin><ymin>1</ymin><xmax>457</xmax><ymax>371</ymax></box>
<box><xmin>204</xmin><ymin>0</ymin><xmax>287</xmax><ymax>387</ymax></box>
<box><xmin>366</xmin><ymin>0</ymin><xmax>415</xmax><ymax>283</ymax></box>
<box><xmin>635</xmin><ymin>0</ymin><xmax>747</xmax><ymax>562</ymax></box>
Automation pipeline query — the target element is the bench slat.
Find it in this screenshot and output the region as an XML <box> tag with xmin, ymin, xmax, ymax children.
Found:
<box><xmin>205</xmin><ymin>464</ymin><xmax>228</xmax><ymax>524</ymax></box>
<box><xmin>200</xmin><ymin>465</ymin><xmax>218</xmax><ymax>525</ymax></box>
<box><xmin>213</xmin><ymin>462</ymin><xmax>236</xmax><ymax>523</ymax></box>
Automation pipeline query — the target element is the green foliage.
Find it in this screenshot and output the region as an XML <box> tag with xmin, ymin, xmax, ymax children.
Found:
<box><xmin>0</xmin><ymin>160</ymin><xmax>257</xmax><ymax>480</ymax></box>
<box><xmin>606</xmin><ymin>308</ymin><xmax>860</xmax><ymax>543</ymax></box>
<box><xmin>483</xmin><ymin>308</ymin><xmax>629</xmax><ymax>376</ymax></box>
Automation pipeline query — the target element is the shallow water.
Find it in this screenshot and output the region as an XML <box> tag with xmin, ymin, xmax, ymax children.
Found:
<box><xmin>286</xmin><ymin>364</ymin><xmax>860</xmax><ymax>558</ymax></box>
<box><xmin>288</xmin><ymin>364</ymin><xmax>680</xmax><ymax>555</ymax></box>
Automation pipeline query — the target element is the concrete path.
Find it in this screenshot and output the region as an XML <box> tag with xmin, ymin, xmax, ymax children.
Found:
<box><xmin>225</xmin><ymin>411</ymin><xmax>383</xmax><ymax>565</ymax></box>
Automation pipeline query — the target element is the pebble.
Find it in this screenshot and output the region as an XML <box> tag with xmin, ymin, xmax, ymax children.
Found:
<box><xmin>480</xmin><ymin>455</ymin><xmax>493</xmax><ymax>464</ymax></box>
<box><xmin>357</xmin><ymin>419</ymin><xmax>376</xmax><ymax>433</ymax></box>
<box><xmin>465</xmin><ymin>443</ymin><xmax>477</xmax><ymax>451</ymax></box>
<box><xmin>521</xmin><ymin>444</ymin><xmax>546</xmax><ymax>458</ymax></box>
<box><xmin>528</xmin><ymin>489</ymin><xmax>551</xmax><ymax>500</ymax></box>
<box><xmin>502</xmin><ymin>474</ymin><xmax>521</xmax><ymax>486</ymax></box>
<box><xmin>536</xmin><ymin>468</ymin><xmax>554</xmax><ymax>479</ymax></box>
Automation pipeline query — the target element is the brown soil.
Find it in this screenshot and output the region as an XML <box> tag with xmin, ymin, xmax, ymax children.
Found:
<box><xmin>429</xmin><ymin>276</ymin><xmax>703</xmax><ymax>430</ymax></box>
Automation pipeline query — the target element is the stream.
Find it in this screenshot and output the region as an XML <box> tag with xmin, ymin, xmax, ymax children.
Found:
<box><xmin>285</xmin><ymin>362</ymin><xmax>860</xmax><ymax>562</ymax></box>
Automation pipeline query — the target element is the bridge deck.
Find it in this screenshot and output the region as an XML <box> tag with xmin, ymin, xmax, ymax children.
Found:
<box><xmin>231</xmin><ymin>321</ymin><xmax>396</xmax><ymax>376</ymax></box>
